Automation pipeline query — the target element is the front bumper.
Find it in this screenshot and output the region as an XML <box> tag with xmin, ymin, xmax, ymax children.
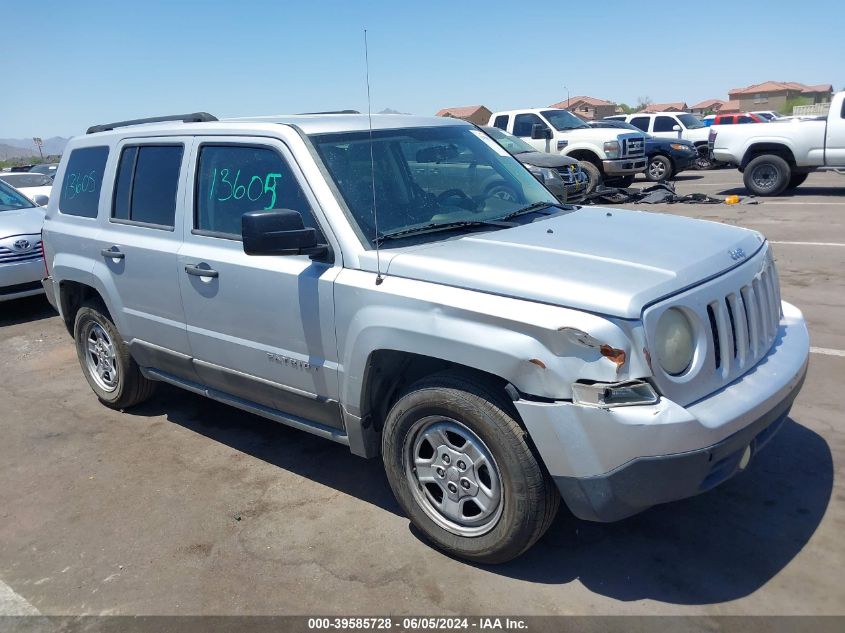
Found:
<box><xmin>515</xmin><ymin>301</ymin><xmax>809</xmax><ymax>522</ymax></box>
<box><xmin>669</xmin><ymin>150</ymin><xmax>696</xmax><ymax>173</ymax></box>
<box><xmin>603</xmin><ymin>157</ymin><xmax>647</xmax><ymax>175</ymax></box>
<box><xmin>0</xmin><ymin>258</ymin><xmax>45</xmax><ymax>302</ymax></box>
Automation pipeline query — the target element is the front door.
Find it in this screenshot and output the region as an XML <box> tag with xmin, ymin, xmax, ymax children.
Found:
<box><xmin>178</xmin><ymin>138</ymin><xmax>343</xmax><ymax>428</ymax></box>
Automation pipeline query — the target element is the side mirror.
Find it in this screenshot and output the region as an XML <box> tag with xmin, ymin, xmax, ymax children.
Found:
<box><xmin>242</xmin><ymin>210</ymin><xmax>328</xmax><ymax>258</ymax></box>
<box><xmin>672</xmin><ymin>125</ymin><xmax>681</xmax><ymax>132</ymax></box>
<box><xmin>531</xmin><ymin>123</ymin><xmax>553</xmax><ymax>140</ymax></box>
<box><xmin>32</xmin><ymin>194</ymin><xmax>49</xmax><ymax>206</ymax></box>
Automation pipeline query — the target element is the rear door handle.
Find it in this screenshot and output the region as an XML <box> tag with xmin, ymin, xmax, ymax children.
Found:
<box><xmin>101</xmin><ymin>247</ymin><xmax>125</xmax><ymax>260</ymax></box>
<box><xmin>184</xmin><ymin>264</ymin><xmax>219</xmax><ymax>278</ymax></box>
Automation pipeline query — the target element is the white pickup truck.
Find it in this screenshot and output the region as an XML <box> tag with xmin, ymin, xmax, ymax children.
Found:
<box><xmin>710</xmin><ymin>91</ymin><xmax>845</xmax><ymax>195</ymax></box>
<box><xmin>488</xmin><ymin>108</ymin><xmax>647</xmax><ymax>190</ymax></box>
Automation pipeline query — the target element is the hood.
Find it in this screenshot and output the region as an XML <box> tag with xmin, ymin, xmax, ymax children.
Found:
<box><xmin>0</xmin><ymin>207</ymin><xmax>46</xmax><ymax>239</ymax></box>
<box><xmin>515</xmin><ymin>152</ymin><xmax>578</xmax><ymax>168</ymax></box>
<box><xmin>646</xmin><ymin>137</ymin><xmax>695</xmax><ymax>150</ymax></box>
<box><xmin>384</xmin><ymin>207</ymin><xmax>764</xmax><ymax>318</ymax></box>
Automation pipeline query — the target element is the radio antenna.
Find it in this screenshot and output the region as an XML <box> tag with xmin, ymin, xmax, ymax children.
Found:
<box><xmin>364</xmin><ymin>28</ymin><xmax>384</xmax><ymax>285</ymax></box>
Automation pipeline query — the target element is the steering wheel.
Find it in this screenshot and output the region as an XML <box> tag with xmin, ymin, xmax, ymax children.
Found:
<box><xmin>436</xmin><ymin>188</ymin><xmax>477</xmax><ymax>211</ymax></box>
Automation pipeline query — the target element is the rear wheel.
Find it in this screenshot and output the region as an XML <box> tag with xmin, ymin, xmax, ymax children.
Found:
<box><xmin>785</xmin><ymin>172</ymin><xmax>808</xmax><ymax>190</ymax></box>
<box><xmin>743</xmin><ymin>154</ymin><xmax>790</xmax><ymax>196</ymax></box>
<box><xmin>73</xmin><ymin>302</ymin><xmax>156</xmax><ymax>409</ymax></box>
<box><xmin>578</xmin><ymin>161</ymin><xmax>602</xmax><ymax>194</ymax></box>
<box><xmin>382</xmin><ymin>373</ymin><xmax>559</xmax><ymax>564</ymax></box>
<box><xmin>646</xmin><ymin>155</ymin><xmax>674</xmax><ymax>182</ymax></box>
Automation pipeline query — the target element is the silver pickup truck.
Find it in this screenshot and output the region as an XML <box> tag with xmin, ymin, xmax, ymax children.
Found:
<box><xmin>41</xmin><ymin>112</ymin><xmax>809</xmax><ymax>564</ymax></box>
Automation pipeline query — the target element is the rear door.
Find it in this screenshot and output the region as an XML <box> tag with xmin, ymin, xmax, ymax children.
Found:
<box><xmin>825</xmin><ymin>100</ymin><xmax>845</xmax><ymax>165</ymax></box>
<box><xmin>93</xmin><ymin>137</ymin><xmax>195</xmax><ymax>378</ymax></box>
<box><xmin>177</xmin><ymin>136</ymin><xmax>343</xmax><ymax>428</ymax></box>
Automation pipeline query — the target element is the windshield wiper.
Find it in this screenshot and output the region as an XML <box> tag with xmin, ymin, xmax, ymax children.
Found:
<box><xmin>500</xmin><ymin>201</ymin><xmax>576</xmax><ymax>221</ymax></box>
<box><xmin>373</xmin><ymin>219</ymin><xmax>516</xmax><ymax>245</ymax></box>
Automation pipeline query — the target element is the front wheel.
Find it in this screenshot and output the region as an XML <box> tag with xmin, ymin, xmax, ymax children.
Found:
<box><xmin>382</xmin><ymin>373</ymin><xmax>559</xmax><ymax>564</ymax></box>
<box><xmin>578</xmin><ymin>161</ymin><xmax>602</xmax><ymax>194</ymax></box>
<box><xmin>743</xmin><ymin>154</ymin><xmax>790</xmax><ymax>196</ymax></box>
<box><xmin>646</xmin><ymin>155</ymin><xmax>674</xmax><ymax>182</ymax></box>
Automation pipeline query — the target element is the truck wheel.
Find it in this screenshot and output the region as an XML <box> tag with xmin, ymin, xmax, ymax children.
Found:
<box><xmin>743</xmin><ymin>154</ymin><xmax>790</xmax><ymax>196</ymax></box>
<box><xmin>382</xmin><ymin>373</ymin><xmax>559</xmax><ymax>564</ymax></box>
<box><xmin>785</xmin><ymin>172</ymin><xmax>808</xmax><ymax>190</ymax></box>
<box><xmin>578</xmin><ymin>161</ymin><xmax>602</xmax><ymax>194</ymax></box>
<box><xmin>646</xmin><ymin>155</ymin><xmax>674</xmax><ymax>182</ymax></box>
<box><xmin>73</xmin><ymin>302</ymin><xmax>156</xmax><ymax>409</ymax></box>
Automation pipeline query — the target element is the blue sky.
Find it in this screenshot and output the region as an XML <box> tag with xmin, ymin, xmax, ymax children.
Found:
<box><xmin>3</xmin><ymin>0</ymin><xmax>843</xmax><ymax>138</ymax></box>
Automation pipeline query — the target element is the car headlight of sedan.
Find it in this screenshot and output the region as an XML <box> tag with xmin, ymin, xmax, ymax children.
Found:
<box><xmin>670</xmin><ymin>143</ymin><xmax>693</xmax><ymax>152</ymax></box>
<box><xmin>528</xmin><ymin>166</ymin><xmax>561</xmax><ymax>183</ymax></box>
<box><xmin>654</xmin><ymin>308</ymin><xmax>695</xmax><ymax>375</ymax></box>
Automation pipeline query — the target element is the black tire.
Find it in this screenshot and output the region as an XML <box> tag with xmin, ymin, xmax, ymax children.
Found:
<box><xmin>645</xmin><ymin>154</ymin><xmax>674</xmax><ymax>182</ymax></box>
<box><xmin>743</xmin><ymin>154</ymin><xmax>791</xmax><ymax>196</ymax></box>
<box><xmin>785</xmin><ymin>172</ymin><xmax>809</xmax><ymax>190</ymax></box>
<box><xmin>578</xmin><ymin>161</ymin><xmax>602</xmax><ymax>194</ymax></box>
<box><xmin>607</xmin><ymin>175</ymin><xmax>635</xmax><ymax>188</ymax></box>
<box><xmin>382</xmin><ymin>372</ymin><xmax>559</xmax><ymax>564</ymax></box>
<box><xmin>73</xmin><ymin>301</ymin><xmax>156</xmax><ymax>409</ymax></box>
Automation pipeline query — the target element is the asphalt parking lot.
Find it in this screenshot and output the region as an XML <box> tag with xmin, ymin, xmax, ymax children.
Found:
<box><xmin>0</xmin><ymin>169</ymin><xmax>843</xmax><ymax>616</ymax></box>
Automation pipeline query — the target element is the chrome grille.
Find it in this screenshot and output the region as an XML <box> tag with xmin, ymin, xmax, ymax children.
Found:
<box><xmin>620</xmin><ymin>135</ymin><xmax>645</xmax><ymax>157</ymax></box>
<box><xmin>0</xmin><ymin>240</ymin><xmax>43</xmax><ymax>264</ymax></box>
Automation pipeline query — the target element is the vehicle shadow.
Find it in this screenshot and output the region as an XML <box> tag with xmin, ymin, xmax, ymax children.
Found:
<box><xmin>0</xmin><ymin>295</ymin><xmax>56</xmax><ymax>327</ymax></box>
<box><xmin>128</xmin><ymin>384</ymin><xmax>402</xmax><ymax>516</ymax></box>
<box><xmin>470</xmin><ymin>418</ymin><xmax>832</xmax><ymax>604</ymax></box>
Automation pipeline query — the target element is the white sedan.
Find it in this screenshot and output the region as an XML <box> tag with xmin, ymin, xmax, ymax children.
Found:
<box><xmin>0</xmin><ymin>172</ymin><xmax>52</xmax><ymax>205</ymax></box>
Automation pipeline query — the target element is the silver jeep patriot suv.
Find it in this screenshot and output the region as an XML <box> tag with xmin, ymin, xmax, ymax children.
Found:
<box><xmin>41</xmin><ymin>112</ymin><xmax>809</xmax><ymax>563</ymax></box>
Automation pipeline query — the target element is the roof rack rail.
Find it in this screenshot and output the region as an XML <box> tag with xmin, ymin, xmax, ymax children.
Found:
<box><xmin>86</xmin><ymin>112</ymin><xmax>218</xmax><ymax>134</ymax></box>
<box><xmin>296</xmin><ymin>110</ymin><xmax>360</xmax><ymax>115</ymax></box>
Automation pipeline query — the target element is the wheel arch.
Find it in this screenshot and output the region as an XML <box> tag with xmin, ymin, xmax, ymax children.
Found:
<box><xmin>741</xmin><ymin>143</ymin><xmax>797</xmax><ymax>169</ymax></box>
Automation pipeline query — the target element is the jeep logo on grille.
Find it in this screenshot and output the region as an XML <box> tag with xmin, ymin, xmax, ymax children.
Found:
<box><xmin>12</xmin><ymin>239</ymin><xmax>32</xmax><ymax>252</ymax></box>
<box><xmin>729</xmin><ymin>248</ymin><xmax>747</xmax><ymax>261</ymax></box>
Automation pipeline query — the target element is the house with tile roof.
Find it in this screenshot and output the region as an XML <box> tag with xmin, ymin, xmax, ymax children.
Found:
<box><xmin>638</xmin><ymin>102</ymin><xmax>688</xmax><ymax>114</ymax></box>
<box><xmin>549</xmin><ymin>95</ymin><xmax>618</xmax><ymax>120</ymax></box>
<box><xmin>727</xmin><ymin>81</ymin><xmax>833</xmax><ymax>114</ymax></box>
<box><xmin>435</xmin><ymin>105</ymin><xmax>492</xmax><ymax>125</ymax></box>
<box><xmin>689</xmin><ymin>99</ymin><xmax>726</xmax><ymax>115</ymax></box>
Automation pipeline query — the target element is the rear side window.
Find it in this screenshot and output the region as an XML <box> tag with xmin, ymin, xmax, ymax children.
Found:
<box><xmin>718</xmin><ymin>116</ymin><xmax>734</xmax><ymax>125</ymax></box>
<box><xmin>112</xmin><ymin>145</ymin><xmax>183</xmax><ymax>228</ymax></box>
<box><xmin>59</xmin><ymin>146</ymin><xmax>109</xmax><ymax>217</ymax></box>
<box><xmin>194</xmin><ymin>144</ymin><xmax>323</xmax><ymax>239</ymax></box>
<box><xmin>629</xmin><ymin>117</ymin><xmax>650</xmax><ymax>132</ymax></box>
<box><xmin>492</xmin><ymin>115</ymin><xmax>509</xmax><ymax>130</ymax></box>
<box><xmin>653</xmin><ymin>116</ymin><xmax>677</xmax><ymax>132</ymax></box>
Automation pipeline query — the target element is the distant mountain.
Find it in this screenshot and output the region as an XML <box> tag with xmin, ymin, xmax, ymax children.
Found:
<box><xmin>378</xmin><ymin>108</ymin><xmax>410</xmax><ymax>115</ymax></box>
<box><xmin>0</xmin><ymin>136</ymin><xmax>69</xmax><ymax>159</ymax></box>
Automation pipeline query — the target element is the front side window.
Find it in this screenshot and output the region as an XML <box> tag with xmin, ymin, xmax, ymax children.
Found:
<box><xmin>59</xmin><ymin>146</ymin><xmax>109</xmax><ymax>217</ymax></box>
<box><xmin>653</xmin><ymin>116</ymin><xmax>678</xmax><ymax>132</ymax></box>
<box><xmin>629</xmin><ymin>116</ymin><xmax>650</xmax><ymax>132</ymax></box>
<box><xmin>738</xmin><ymin>116</ymin><xmax>754</xmax><ymax>124</ymax></box>
<box><xmin>0</xmin><ymin>180</ymin><xmax>35</xmax><ymax>211</ymax></box>
<box><xmin>311</xmin><ymin>125</ymin><xmax>557</xmax><ymax>248</ymax></box>
<box><xmin>112</xmin><ymin>145</ymin><xmax>183</xmax><ymax>227</ymax></box>
<box><xmin>512</xmin><ymin>113</ymin><xmax>545</xmax><ymax>137</ymax></box>
<box><xmin>718</xmin><ymin>116</ymin><xmax>734</xmax><ymax>125</ymax></box>
<box><xmin>195</xmin><ymin>145</ymin><xmax>322</xmax><ymax>239</ymax></box>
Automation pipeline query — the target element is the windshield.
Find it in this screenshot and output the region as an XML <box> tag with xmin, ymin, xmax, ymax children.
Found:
<box><xmin>481</xmin><ymin>126</ymin><xmax>537</xmax><ymax>154</ymax></box>
<box><xmin>0</xmin><ymin>173</ymin><xmax>52</xmax><ymax>188</ymax></box>
<box><xmin>540</xmin><ymin>110</ymin><xmax>589</xmax><ymax>131</ymax></box>
<box><xmin>311</xmin><ymin>125</ymin><xmax>557</xmax><ymax>247</ymax></box>
<box><xmin>676</xmin><ymin>113</ymin><xmax>704</xmax><ymax>129</ymax></box>
<box><xmin>0</xmin><ymin>179</ymin><xmax>36</xmax><ymax>211</ymax></box>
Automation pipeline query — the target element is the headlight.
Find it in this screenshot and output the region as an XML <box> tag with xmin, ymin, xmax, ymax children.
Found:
<box><xmin>655</xmin><ymin>308</ymin><xmax>695</xmax><ymax>375</ymax></box>
<box><xmin>528</xmin><ymin>166</ymin><xmax>560</xmax><ymax>183</ymax></box>
<box><xmin>670</xmin><ymin>143</ymin><xmax>693</xmax><ymax>152</ymax></box>
<box><xmin>603</xmin><ymin>141</ymin><xmax>620</xmax><ymax>159</ymax></box>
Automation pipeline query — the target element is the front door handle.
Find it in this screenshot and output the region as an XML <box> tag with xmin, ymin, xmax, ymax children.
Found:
<box><xmin>185</xmin><ymin>264</ymin><xmax>219</xmax><ymax>278</ymax></box>
<box><xmin>101</xmin><ymin>247</ymin><xmax>125</xmax><ymax>260</ymax></box>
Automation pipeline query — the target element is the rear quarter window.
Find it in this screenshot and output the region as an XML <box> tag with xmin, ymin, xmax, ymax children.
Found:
<box><xmin>59</xmin><ymin>146</ymin><xmax>109</xmax><ymax>217</ymax></box>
